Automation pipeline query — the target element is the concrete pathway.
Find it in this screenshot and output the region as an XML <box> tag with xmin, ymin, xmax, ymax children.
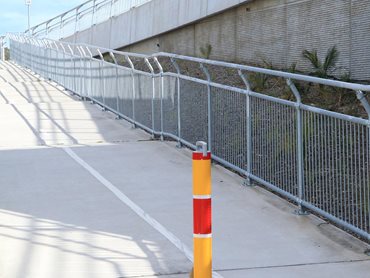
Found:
<box><xmin>0</xmin><ymin>61</ymin><xmax>369</xmax><ymax>278</ymax></box>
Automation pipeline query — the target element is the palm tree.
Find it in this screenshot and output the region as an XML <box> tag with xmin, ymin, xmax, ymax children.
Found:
<box><xmin>302</xmin><ymin>46</ymin><xmax>339</xmax><ymax>79</ymax></box>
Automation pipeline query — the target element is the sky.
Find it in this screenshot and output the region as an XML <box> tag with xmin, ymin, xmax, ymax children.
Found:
<box><xmin>0</xmin><ymin>0</ymin><xmax>84</xmax><ymax>35</ymax></box>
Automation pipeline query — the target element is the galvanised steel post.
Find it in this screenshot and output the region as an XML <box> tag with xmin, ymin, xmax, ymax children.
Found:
<box><xmin>151</xmin><ymin>65</ymin><xmax>156</xmax><ymax>137</ymax></box>
<box><xmin>125</xmin><ymin>55</ymin><xmax>136</xmax><ymax>128</ymax></box>
<box><xmin>9</xmin><ymin>34</ymin><xmax>370</xmax><ymax>241</ymax></box>
<box><xmin>356</xmin><ymin>91</ymin><xmax>370</xmax><ymax>234</ymax></box>
<box><xmin>19</xmin><ymin>38</ymin><xmax>23</xmax><ymax>65</ymax></box>
<box><xmin>170</xmin><ymin>58</ymin><xmax>182</xmax><ymax>147</ymax></box>
<box><xmin>144</xmin><ymin>58</ymin><xmax>155</xmax><ymax>137</ymax></box>
<box><xmin>22</xmin><ymin>37</ymin><xmax>27</xmax><ymax>68</ymax></box>
<box><xmin>28</xmin><ymin>38</ymin><xmax>32</xmax><ymax>69</ymax></box>
<box><xmin>84</xmin><ymin>46</ymin><xmax>94</xmax><ymax>101</ymax></box>
<box><xmin>0</xmin><ymin>37</ymin><xmax>5</xmax><ymax>62</ymax></box>
<box><xmin>153</xmin><ymin>57</ymin><xmax>164</xmax><ymax>140</ymax></box>
<box><xmin>109</xmin><ymin>51</ymin><xmax>120</xmax><ymax>116</ymax></box>
<box><xmin>238</xmin><ymin>70</ymin><xmax>253</xmax><ymax>186</ymax></box>
<box><xmin>33</xmin><ymin>39</ymin><xmax>36</xmax><ymax>72</ymax></box>
<box><xmin>200</xmin><ymin>64</ymin><xmax>212</xmax><ymax>152</ymax></box>
<box><xmin>41</xmin><ymin>41</ymin><xmax>48</xmax><ymax>76</ymax></box>
<box><xmin>48</xmin><ymin>40</ymin><xmax>52</xmax><ymax>79</ymax></box>
<box><xmin>67</xmin><ymin>44</ymin><xmax>75</xmax><ymax>92</ymax></box>
<box><xmin>43</xmin><ymin>39</ymin><xmax>50</xmax><ymax>79</ymax></box>
<box><xmin>34</xmin><ymin>39</ymin><xmax>39</xmax><ymax>73</ymax></box>
<box><xmin>28</xmin><ymin>38</ymin><xmax>32</xmax><ymax>70</ymax></box>
<box><xmin>76</xmin><ymin>46</ymin><xmax>85</xmax><ymax>96</ymax></box>
<box><xmin>59</xmin><ymin>43</ymin><xmax>66</xmax><ymax>88</ymax></box>
<box><xmin>287</xmin><ymin>79</ymin><xmax>306</xmax><ymax>214</ymax></box>
<box><xmin>53</xmin><ymin>42</ymin><xmax>57</xmax><ymax>82</ymax></box>
<box><xmin>79</xmin><ymin>46</ymin><xmax>88</xmax><ymax>99</ymax></box>
<box><xmin>53</xmin><ymin>42</ymin><xmax>60</xmax><ymax>82</ymax></box>
<box><xmin>97</xmin><ymin>49</ymin><xmax>106</xmax><ymax>110</ymax></box>
<box><xmin>24</xmin><ymin>37</ymin><xmax>29</xmax><ymax>69</ymax></box>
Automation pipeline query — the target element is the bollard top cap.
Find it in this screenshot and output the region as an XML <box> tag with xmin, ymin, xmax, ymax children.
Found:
<box><xmin>194</xmin><ymin>141</ymin><xmax>211</xmax><ymax>160</ymax></box>
<box><xmin>196</xmin><ymin>141</ymin><xmax>208</xmax><ymax>157</ymax></box>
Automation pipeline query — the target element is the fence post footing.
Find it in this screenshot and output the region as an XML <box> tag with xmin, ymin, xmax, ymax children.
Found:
<box><xmin>294</xmin><ymin>208</ymin><xmax>310</xmax><ymax>216</ymax></box>
<box><xmin>243</xmin><ymin>177</ymin><xmax>254</xmax><ymax>187</ymax></box>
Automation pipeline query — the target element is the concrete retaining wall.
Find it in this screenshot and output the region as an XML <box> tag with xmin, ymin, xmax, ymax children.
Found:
<box><xmin>65</xmin><ymin>0</ymin><xmax>370</xmax><ymax>80</ymax></box>
<box><xmin>64</xmin><ymin>0</ymin><xmax>251</xmax><ymax>47</ymax></box>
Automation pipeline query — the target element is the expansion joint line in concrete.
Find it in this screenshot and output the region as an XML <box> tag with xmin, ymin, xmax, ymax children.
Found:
<box><xmin>213</xmin><ymin>258</ymin><xmax>370</xmax><ymax>273</ymax></box>
<box><xmin>116</xmin><ymin>270</ymin><xmax>189</xmax><ymax>278</ymax></box>
<box><xmin>62</xmin><ymin>146</ymin><xmax>224</xmax><ymax>278</ymax></box>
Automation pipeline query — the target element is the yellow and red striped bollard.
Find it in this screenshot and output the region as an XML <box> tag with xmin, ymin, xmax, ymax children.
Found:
<box><xmin>192</xmin><ymin>141</ymin><xmax>212</xmax><ymax>278</ymax></box>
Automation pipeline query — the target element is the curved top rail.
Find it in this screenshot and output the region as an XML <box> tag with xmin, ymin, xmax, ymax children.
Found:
<box><xmin>26</xmin><ymin>0</ymin><xmax>152</xmax><ymax>38</ymax></box>
<box><xmin>154</xmin><ymin>53</ymin><xmax>370</xmax><ymax>92</ymax></box>
<box><xmin>28</xmin><ymin>0</ymin><xmax>93</xmax><ymax>34</ymax></box>
<box><xmin>9</xmin><ymin>33</ymin><xmax>370</xmax><ymax>94</ymax></box>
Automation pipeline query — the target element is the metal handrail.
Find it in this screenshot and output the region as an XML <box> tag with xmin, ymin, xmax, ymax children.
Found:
<box><xmin>10</xmin><ymin>34</ymin><xmax>370</xmax><ymax>94</ymax></box>
<box><xmin>8</xmin><ymin>33</ymin><xmax>370</xmax><ymax>241</ymax></box>
<box><xmin>26</xmin><ymin>0</ymin><xmax>152</xmax><ymax>39</ymax></box>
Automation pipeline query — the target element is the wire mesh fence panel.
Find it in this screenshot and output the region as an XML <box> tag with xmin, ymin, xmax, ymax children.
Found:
<box><xmin>7</xmin><ymin>36</ymin><xmax>370</xmax><ymax>241</ymax></box>
<box><xmin>179</xmin><ymin>78</ymin><xmax>208</xmax><ymax>146</ymax></box>
<box><xmin>162</xmin><ymin>76</ymin><xmax>178</xmax><ymax>137</ymax></box>
<box><xmin>134</xmin><ymin>73</ymin><xmax>153</xmax><ymax>129</ymax></box>
<box><xmin>250</xmin><ymin>96</ymin><xmax>298</xmax><ymax>196</ymax></box>
<box><xmin>303</xmin><ymin>110</ymin><xmax>370</xmax><ymax>234</ymax></box>
<box><xmin>211</xmin><ymin>87</ymin><xmax>247</xmax><ymax>171</ymax></box>
<box><xmin>117</xmin><ymin>67</ymin><xmax>134</xmax><ymax>119</ymax></box>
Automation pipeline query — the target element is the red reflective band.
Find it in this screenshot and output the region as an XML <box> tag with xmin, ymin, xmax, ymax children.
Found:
<box><xmin>192</xmin><ymin>152</ymin><xmax>211</xmax><ymax>160</ymax></box>
<box><xmin>193</xmin><ymin>198</ymin><xmax>212</xmax><ymax>235</ymax></box>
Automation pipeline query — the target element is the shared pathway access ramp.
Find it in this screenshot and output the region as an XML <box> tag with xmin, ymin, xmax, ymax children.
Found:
<box><xmin>0</xmin><ymin>61</ymin><xmax>369</xmax><ymax>277</ymax></box>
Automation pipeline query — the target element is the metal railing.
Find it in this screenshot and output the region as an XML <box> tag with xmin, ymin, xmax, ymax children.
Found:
<box><xmin>8</xmin><ymin>34</ymin><xmax>370</xmax><ymax>241</ymax></box>
<box><xmin>0</xmin><ymin>36</ymin><xmax>5</xmax><ymax>61</ymax></box>
<box><xmin>27</xmin><ymin>0</ymin><xmax>152</xmax><ymax>39</ymax></box>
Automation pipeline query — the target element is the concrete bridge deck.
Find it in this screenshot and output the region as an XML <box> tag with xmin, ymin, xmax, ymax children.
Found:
<box><xmin>0</xmin><ymin>61</ymin><xmax>369</xmax><ymax>277</ymax></box>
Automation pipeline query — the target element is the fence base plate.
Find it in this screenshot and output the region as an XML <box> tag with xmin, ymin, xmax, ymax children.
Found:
<box><xmin>294</xmin><ymin>209</ymin><xmax>310</xmax><ymax>216</ymax></box>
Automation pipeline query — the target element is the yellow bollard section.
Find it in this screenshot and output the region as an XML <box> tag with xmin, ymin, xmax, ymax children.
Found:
<box><xmin>192</xmin><ymin>141</ymin><xmax>212</xmax><ymax>278</ymax></box>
